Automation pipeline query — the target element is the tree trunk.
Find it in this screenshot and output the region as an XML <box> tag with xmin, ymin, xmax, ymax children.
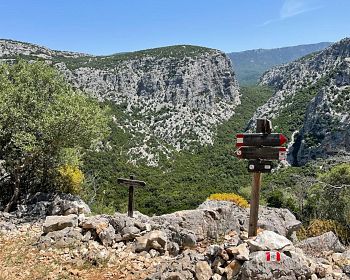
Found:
<box><xmin>4</xmin><ymin>173</ymin><xmax>20</xmax><ymax>213</ymax></box>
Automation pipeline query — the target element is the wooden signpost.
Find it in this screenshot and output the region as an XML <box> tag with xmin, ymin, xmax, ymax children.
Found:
<box><xmin>235</xmin><ymin>119</ymin><xmax>288</xmax><ymax>237</ymax></box>
<box><xmin>117</xmin><ymin>175</ymin><xmax>146</xmax><ymax>218</ymax></box>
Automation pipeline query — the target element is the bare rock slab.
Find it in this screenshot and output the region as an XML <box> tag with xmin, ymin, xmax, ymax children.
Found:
<box><xmin>297</xmin><ymin>232</ymin><xmax>346</xmax><ymax>256</ymax></box>
<box><xmin>247</xmin><ymin>230</ymin><xmax>293</xmax><ymax>252</ymax></box>
<box><xmin>241</xmin><ymin>251</ymin><xmax>311</xmax><ymax>279</ymax></box>
<box><xmin>43</xmin><ymin>214</ymin><xmax>78</xmax><ymax>233</ymax></box>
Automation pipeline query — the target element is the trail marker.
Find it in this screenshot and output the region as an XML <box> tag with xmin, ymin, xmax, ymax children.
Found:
<box><xmin>117</xmin><ymin>175</ymin><xmax>146</xmax><ymax>218</ymax></box>
<box><xmin>266</xmin><ymin>251</ymin><xmax>281</xmax><ymax>262</ymax></box>
<box><xmin>235</xmin><ymin>119</ymin><xmax>288</xmax><ymax>237</ymax></box>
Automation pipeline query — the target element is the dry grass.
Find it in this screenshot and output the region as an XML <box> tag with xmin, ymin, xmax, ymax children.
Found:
<box><xmin>0</xmin><ymin>227</ymin><xmax>158</xmax><ymax>280</ymax></box>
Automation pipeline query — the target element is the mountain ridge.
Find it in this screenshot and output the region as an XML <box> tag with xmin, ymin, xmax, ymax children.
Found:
<box><xmin>0</xmin><ymin>39</ymin><xmax>240</xmax><ymax>166</ymax></box>
<box><xmin>228</xmin><ymin>42</ymin><xmax>332</xmax><ymax>85</ymax></box>
<box><xmin>250</xmin><ymin>38</ymin><xmax>350</xmax><ymax>165</ymax></box>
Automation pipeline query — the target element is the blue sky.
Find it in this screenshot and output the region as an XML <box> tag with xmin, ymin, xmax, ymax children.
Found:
<box><xmin>0</xmin><ymin>0</ymin><xmax>349</xmax><ymax>55</ymax></box>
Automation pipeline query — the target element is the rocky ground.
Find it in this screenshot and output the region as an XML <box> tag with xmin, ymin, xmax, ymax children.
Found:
<box><xmin>0</xmin><ymin>194</ymin><xmax>349</xmax><ymax>280</ymax></box>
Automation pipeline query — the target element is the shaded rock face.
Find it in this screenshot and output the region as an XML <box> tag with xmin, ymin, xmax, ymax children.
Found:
<box><xmin>196</xmin><ymin>201</ymin><xmax>301</xmax><ymax>239</ymax></box>
<box><xmin>0</xmin><ymin>40</ymin><xmax>240</xmax><ymax>166</ymax></box>
<box><xmin>250</xmin><ymin>38</ymin><xmax>350</xmax><ymax>165</ymax></box>
<box><xmin>297</xmin><ymin>231</ymin><xmax>346</xmax><ymax>256</ymax></box>
<box><xmin>293</xmin><ymin>63</ymin><xmax>350</xmax><ymax>165</ymax></box>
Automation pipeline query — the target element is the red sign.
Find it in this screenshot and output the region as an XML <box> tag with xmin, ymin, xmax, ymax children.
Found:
<box><xmin>266</xmin><ymin>251</ymin><xmax>281</xmax><ymax>262</ymax></box>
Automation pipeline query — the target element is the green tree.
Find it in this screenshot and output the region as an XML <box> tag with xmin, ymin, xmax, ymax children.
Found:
<box><xmin>0</xmin><ymin>60</ymin><xmax>109</xmax><ymax>211</ymax></box>
<box><xmin>315</xmin><ymin>163</ymin><xmax>350</xmax><ymax>225</ymax></box>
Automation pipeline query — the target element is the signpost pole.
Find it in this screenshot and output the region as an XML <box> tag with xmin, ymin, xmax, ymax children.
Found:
<box><xmin>235</xmin><ymin>119</ymin><xmax>287</xmax><ymax>237</ymax></box>
<box><xmin>128</xmin><ymin>175</ymin><xmax>135</xmax><ymax>218</ymax></box>
<box><xmin>117</xmin><ymin>175</ymin><xmax>146</xmax><ymax>218</ymax></box>
<box><xmin>248</xmin><ymin>119</ymin><xmax>269</xmax><ymax>237</ymax></box>
<box><xmin>248</xmin><ymin>172</ymin><xmax>261</xmax><ymax>237</ymax></box>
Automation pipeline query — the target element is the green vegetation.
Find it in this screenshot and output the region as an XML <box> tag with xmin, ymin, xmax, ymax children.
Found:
<box><xmin>82</xmin><ymin>86</ymin><xmax>274</xmax><ymax>215</ymax></box>
<box><xmin>2</xmin><ymin>44</ymin><xmax>215</xmax><ymax>71</ymax></box>
<box><xmin>263</xmin><ymin>163</ymin><xmax>350</xmax><ymax>242</ymax></box>
<box><xmin>297</xmin><ymin>219</ymin><xmax>349</xmax><ymax>244</ymax></box>
<box><xmin>56</xmin><ymin>45</ymin><xmax>214</xmax><ymax>70</ymax></box>
<box><xmin>0</xmin><ymin>60</ymin><xmax>110</xmax><ymax>211</ymax></box>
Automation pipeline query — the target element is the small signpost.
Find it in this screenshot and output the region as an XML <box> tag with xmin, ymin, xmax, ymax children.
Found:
<box><xmin>117</xmin><ymin>175</ymin><xmax>146</xmax><ymax>218</ymax></box>
<box><xmin>235</xmin><ymin>119</ymin><xmax>288</xmax><ymax>237</ymax></box>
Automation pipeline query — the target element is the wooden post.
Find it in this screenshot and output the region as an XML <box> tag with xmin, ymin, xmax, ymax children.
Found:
<box><xmin>128</xmin><ymin>175</ymin><xmax>135</xmax><ymax>218</ymax></box>
<box><xmin>248</xmin><ymin>119</ymin><xmax>270</xmax><ymax>237</ymax></box>
<box><xmin>117</xmin><ymin>175</ymin><xmax>146</xmax><ymax>218</ymax></box>
<box><xmin>248</xmin><ymin>172</ymin><xmax>261</xmax><ymax>237</ymax></box>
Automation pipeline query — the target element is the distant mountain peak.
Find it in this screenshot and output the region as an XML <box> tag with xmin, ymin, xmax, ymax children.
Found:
<box><xmin>227</xmin><ymin>42</ymin><xmax>332</xmax><ymax>85</ymax></box>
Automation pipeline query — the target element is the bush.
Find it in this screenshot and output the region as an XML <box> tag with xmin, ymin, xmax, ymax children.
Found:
<box><xmin>57</xmin><ymin>164</ymin><xmax>84</xmax><ymax>195</ymax></box>
<box><xmin>207</xmin><ymin>193</ymin><xmax>249</xmax><ymax>208</ymax></box>
<box><xmin>297</xmin><ymin>219</ymin><xmax>350</xmax><ymax>244</ymax></box>
<box><xmin>266</xmin><ymin>190</ymin><xmax>284</xmax><ymax>208</ymax></box>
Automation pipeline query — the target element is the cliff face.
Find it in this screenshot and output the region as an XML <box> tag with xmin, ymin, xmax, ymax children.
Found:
<box><xmin>0</xmin><ymin>40</ymin><xmax>240</xmax><ymax>165</ymax></box>
<box><xmin>251</xmin><ymin>38</ymin><xmax>350</xmax><ymax>165</ymax></box>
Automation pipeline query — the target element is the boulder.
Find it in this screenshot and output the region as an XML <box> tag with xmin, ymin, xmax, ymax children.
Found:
<box><xmin>297</xmin><ymin>232</ymin><xmax>346</xmax><ymax>256</ymax></box>
<box><xmin>240</xmin><ymin>251</ymin><xmax>312</xmax><ymax>279</ymax></box>
<box><xmin>134</xmin><ymin>230</ymin><xmax>167</xmax><ymax>253</ymax></box>
<box><xmin>256</xmin><ymin>207</ymin><xmax>302</xmax><ymax>238</ymax></box>
<box><xmin>226</xmin><ymin>243</ymin><xmax>249</xmax><ymax>261</ymax></box>
<box><xmin>81</xmin><ymin>216</ymin><xmax>109</xmax><ymax>234</ymax></box>
<box><xmin>225</xmin><ymin>260</ymin><xmax>241</xmax><ymax>279</ymax></box>
<box><xmin>38</xmin><ymin>227</ymin><xmax>83</xmax><ymax>249</ymax></box>
<box><xmin>98</xmin><ymin>224</ymin><xmax>116</xmax><ymax>246</ymax></box>
<box><xmin>121</xmin><ymin>226</ymin><xmax>140</xmax><ymax>240</ymax></box>
<box><xmin>195</xmin><ymin>261</ymin><xmax>212</xmax><ymax>280</ymax></box>
<box><xmin>43</xmin><ymin>214</ymin><xmax>78</xmax><ymax>233</ymax></box>
<box><xmin>153</xmin><ymin>200</ymin><xmax>301</xmax><ymax>241</ymax></box>
<box><xmin>247</xmin><ymin>230</ymin><xmax>293</xmax><ymax>252</ymax></box>
<box><xmin>49</xmin><ymin>193</ymin><xmax>91</xmax><ymax>215</ymax></box>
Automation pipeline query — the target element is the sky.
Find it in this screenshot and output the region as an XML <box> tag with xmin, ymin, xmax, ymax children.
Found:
<box><xmin>0</xmin><ymin>0</ymin><xmax>349</xmax><ymax>55</ymax></box>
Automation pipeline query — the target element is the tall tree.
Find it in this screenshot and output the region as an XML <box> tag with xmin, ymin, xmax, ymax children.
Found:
<box><xmin>0</xmin><ymin>60</ymin><xmax>110</xmax><ymax>211</ymax></box>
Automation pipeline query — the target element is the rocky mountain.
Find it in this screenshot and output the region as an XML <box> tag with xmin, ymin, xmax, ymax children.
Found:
<box><xmin>228</xmin><ymin>42</ymin><xmax>332</xmax><ymax>85</ymax></box>
<box><xmin>250</xmin><ymin>38</ymin><xmax>350</xmax><ymax>166</ymax></box>
<box><xmin>0</xmin><ymin>39</ymin><xmax>240</xmax><ymax>166</ymax></box>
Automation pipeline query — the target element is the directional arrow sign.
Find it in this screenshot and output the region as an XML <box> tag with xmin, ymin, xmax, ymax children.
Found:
<box><xmin>236</xmin><ymin>146</ymin><xmax>287</xmax><ymax>160</ymax></box>
<box><xmin>236</xmin><ymin>133</ymin><xmax>287</xmax><ymax>147</ymax></box>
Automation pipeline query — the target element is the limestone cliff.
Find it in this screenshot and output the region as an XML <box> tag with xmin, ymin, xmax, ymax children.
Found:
<box><xmin>249</xmin><ymin>38</ymin><xmax>350</xmax><ymax>165</ymax></box>
<box><xmin>0</xmin><ymin>40</ymin><xmax>240</xmax><ymax>165</ymax></box>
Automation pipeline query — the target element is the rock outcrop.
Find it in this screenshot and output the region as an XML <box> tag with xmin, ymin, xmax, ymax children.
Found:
<box><xmin>2</xmin><ymin>196</ymin><xmax>349</xmax><ymax>280</ymax></box>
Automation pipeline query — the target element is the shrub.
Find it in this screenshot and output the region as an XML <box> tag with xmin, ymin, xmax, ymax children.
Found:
<box><xmin>207</xmin><ymin>193</ymin><xmax>249</xmax><ymax>208</ymax></box>
<box><xmin>297</xmin><ymin>219</ymin><xmax>350</xmax><ymax>244</ymax></box>
<box><xmin>57</xmin><ymin>164</ymin><xmax>85</xmax><ymax>195</ymax></box>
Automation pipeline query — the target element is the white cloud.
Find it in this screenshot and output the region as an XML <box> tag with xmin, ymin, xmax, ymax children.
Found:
<box><xmin>260</xmin><ymin>0</ymin><xmax>324</xmax><ymax>26</ymax></box>
<box><xmin>280</xmin><ymin>0</ymin><xmax>307</xmax><ymax>19</ymax></box>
